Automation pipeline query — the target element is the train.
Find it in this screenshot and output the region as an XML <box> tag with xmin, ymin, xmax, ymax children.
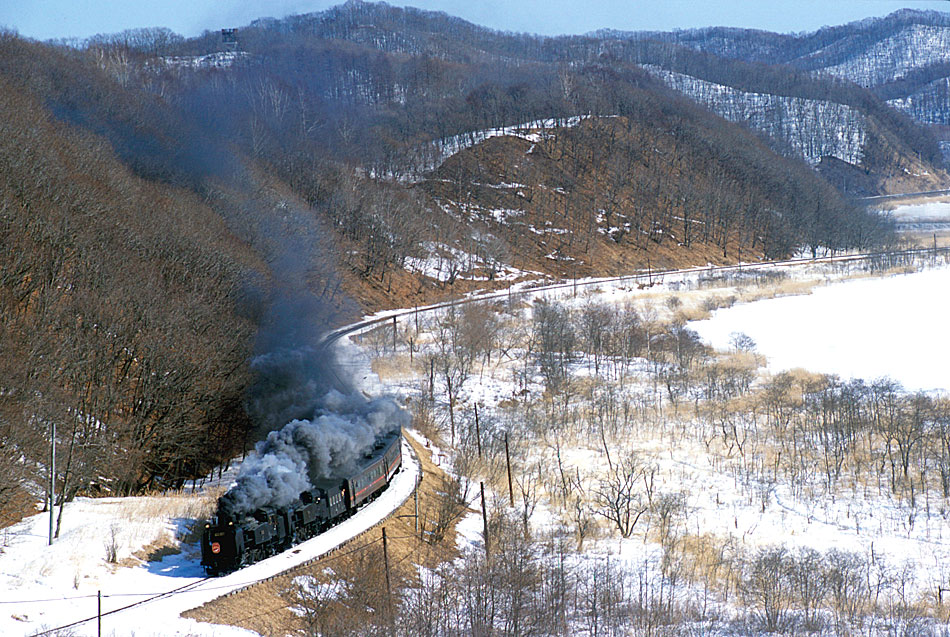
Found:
<box><xmin>200</xmin><ymin>427</ymin><xmax>403</xmax><ymax>575</ymax></box>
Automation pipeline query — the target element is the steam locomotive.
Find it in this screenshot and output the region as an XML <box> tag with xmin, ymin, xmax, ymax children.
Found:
<box><xmin>200</xmin><ymin>428</ymin><xmax>403</xmax><ymax>575</ymax></box>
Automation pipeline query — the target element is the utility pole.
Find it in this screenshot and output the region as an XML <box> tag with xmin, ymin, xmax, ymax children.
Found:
<box><xmin>414</xmin><ymin>478</ymin><xmax>419</xmax><ymax>534</ymax></box>
<box><xmin>382</xmin><ymin>527</ymin><xmax>393</xmax><ymax>633</ymax></box>
<box><xmin>474</xmin><ymin>403</ymin><xmax>482</xmax><ymax>459</ymax></box>
<box><xmin>504</xmin><ymin>432</ymin><xmax>514</xmax><ymax>507</ymax></box>
<box><xmin>480</xmin><ymin>482</ymin><xmax>489</xmax><ymax>557</ymax></box>
<box><xmin>428</xmin><ymin>359</ymin><xmax>434</xmax><ymax>403</ymax></box>
<box><xmin>49</xmin><ymin>421</ymin><xmax>55</xmax><ymax>546</ymax></box>
<box><xmin>382</xmin><ymin>527</ymin><xmax>392</xmax><ymax>597</ymax></box>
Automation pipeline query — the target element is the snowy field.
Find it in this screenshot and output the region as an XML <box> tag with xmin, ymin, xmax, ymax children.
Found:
<box><xmin>690</xmin><ymin>264</ymin><xmax>950</xmax><ymax>393</ymax></box>
<box><xmin>370</xmin><ymin>253</ymin><xmax>950</xmax><ymax>633</ymax></box>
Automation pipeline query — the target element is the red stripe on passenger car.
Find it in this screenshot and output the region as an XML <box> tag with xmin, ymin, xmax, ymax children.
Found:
<box><xmin>354</xmin><ymin>474</ymin><xmax>386</xmax><ymax>499</ymax></box>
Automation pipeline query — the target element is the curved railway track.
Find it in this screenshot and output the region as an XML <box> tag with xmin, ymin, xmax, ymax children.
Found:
<box><xmin>326</xmin><ymin>246</ymin><xmax>950</xmax><ymax>344</ymax></box>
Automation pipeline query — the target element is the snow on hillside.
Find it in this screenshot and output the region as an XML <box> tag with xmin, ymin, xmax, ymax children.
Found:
<box><xmin>406</xmin><ymin>115</ymin><xmax>590</xmax><ymax>176</ymax></box>
<box><xmin>644</xmin><ymin>67</ymin><xmax>867</xmax><ymax>165</ymax></box>
<box><xmin>818</xmin><ymin>24</ymin><xmax>950</xmax><ymax>86</ymax></box>
<box><xmin>690</xmin><ymin>264</ymin><xmax>950</xmax><ymax>393</ymax></box>
<box><xmin>404</xmin><ymin>241</ymin><xmax>538</xmax><ymax>283</ymax></box>
<box><xmin>888</xmin><ymin>76</ymin><xmax>950</xmax><ymax>125</ymax></box>
<box><xmin>156</xmin><ymin>52</ymin><xmax>249</xmax><ymax>70</ymax></box>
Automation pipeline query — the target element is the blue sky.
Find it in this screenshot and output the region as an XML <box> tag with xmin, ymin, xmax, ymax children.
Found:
<box><xmin>3</xmin><ymin>1</ymin><xmax>949</xmax><ymax>42</ymax></box>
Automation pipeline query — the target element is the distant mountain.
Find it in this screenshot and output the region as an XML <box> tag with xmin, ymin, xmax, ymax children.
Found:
<box><xmin>609</xmin><ymin>10</ymin><xmax>950</xmax><ymax>84</ymax></box>
<box><xmin>607</xmin><ymin>9</ymin><xmax>950</xmax><ymax>133</ymax></box>
<box><xmin>187</xmin><ymin>2</ymin><xmax>945</xmax><ymax>195</ymax></box>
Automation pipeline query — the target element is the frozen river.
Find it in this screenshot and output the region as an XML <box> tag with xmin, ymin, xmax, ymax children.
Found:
<box><xmin>885</xmin><ymin>200</ymin><xmax>950</xmax><ymax>221</ymax></box>
<box><xmin>689</xmin><ymin>265</ymin><xmax>950</xmax><ymax>393</ymax></box>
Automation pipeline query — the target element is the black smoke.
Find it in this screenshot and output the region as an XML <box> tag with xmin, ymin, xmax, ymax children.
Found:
<box><xmin>219</xmin><ymin>387</ymin><xmax>408</xmax><ymax>519</ymax></box>
<box><xmin>219</xmin><ymin>195</ymin><xmax>407</xmax><ymax>520</ymax></box>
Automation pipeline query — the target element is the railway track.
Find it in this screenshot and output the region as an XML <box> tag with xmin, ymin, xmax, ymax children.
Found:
<box><xmin>30</xmin><ymin>442</ymin><xmax>422</xmax><ymax>636</ymax></box>
<box><xmin>327</xmin><ymin>246</ymin><xmax>950</xmax><ymax>342</ymax></box>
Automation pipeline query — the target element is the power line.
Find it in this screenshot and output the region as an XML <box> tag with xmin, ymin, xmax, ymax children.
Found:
<box><xmin>0</xmin><ymin>594</ymin><xmax>98</xmax><ymax>604</ymax></box>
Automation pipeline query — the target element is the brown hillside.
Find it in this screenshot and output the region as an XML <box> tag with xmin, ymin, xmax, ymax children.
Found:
<box><xmin>412</xmin><ymin>114</ymin><xmax>862</xmax><ymax>286</ymax></box>
<box><xmin>0</xmin><ymin>68</ymin><xmax>263</xmax><ymax>518</ymax></box>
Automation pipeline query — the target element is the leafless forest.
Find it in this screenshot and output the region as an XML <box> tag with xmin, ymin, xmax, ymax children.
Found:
<box><xmin>326</xmin><ymin>253</ymin><xmax>950</xmax><ymax>636</ymax></box>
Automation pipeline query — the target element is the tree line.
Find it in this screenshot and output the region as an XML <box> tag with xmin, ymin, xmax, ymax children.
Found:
<box><xmin>0</xmin><ymin>35</ymin><xmax>260</xmax><ymax>525</ymax></box>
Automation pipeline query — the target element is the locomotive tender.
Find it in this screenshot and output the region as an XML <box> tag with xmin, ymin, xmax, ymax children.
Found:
<box><xmin>201</xmin><ymin>428</ymin><xmax>403</xmax><ymax>575</ymax></box>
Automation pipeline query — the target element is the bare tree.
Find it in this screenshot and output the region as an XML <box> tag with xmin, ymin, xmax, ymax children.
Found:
<box><xmin>431</xmin><ymin>305</ymin><xmax>478</xmax><ymax>444</ymax></box>
<box><xmin>790</xmin><ymin>548</ymin><xmax>828</xmax><ymax>632</ymax></box>
<box><xmin>593</xmin><ymin>453</ymin><xmax>652</xmax><ymax>539</ymax></box>
<box><xmin>532</xmin><ymin>300</ymin><xmax>575</xmax><ymax>394</ymax></box>
<box><xmin>745</xmin><ymin>547</ymin><xmax>795</xmax><ymax>633</ymax></box>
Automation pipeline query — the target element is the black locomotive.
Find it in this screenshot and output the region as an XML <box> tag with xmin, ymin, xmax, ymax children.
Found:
<box><xmin>200</xmin><ymin>428</ymin><xmax>403</xmax><ymax>575</ymax></box>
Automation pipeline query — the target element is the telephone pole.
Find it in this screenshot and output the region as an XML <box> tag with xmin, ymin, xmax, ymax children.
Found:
<box><xmin>49</xmin><ymin>421</ymin><xmax>55</xmax><ymax>546</ymax></box>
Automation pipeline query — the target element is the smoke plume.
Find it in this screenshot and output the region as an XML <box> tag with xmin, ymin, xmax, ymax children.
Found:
<box><xmin>219</xmin><ymin>386</ymin><xmax>407</xmax><ymax>518</ymax></box>
<box><xmin>208</xmin><ymin>163</ymin><xmax>402</xmax><ymax>520</ymax></box>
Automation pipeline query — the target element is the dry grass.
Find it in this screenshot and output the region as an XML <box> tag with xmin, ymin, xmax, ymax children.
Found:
<box><xmin>120</xmin><ymin>491</ymin><xmax>221</xmax><ymax>524</ymax></box>
<box><xmin>96</xmin><ymin>490</ymin><xmax>224</xmax><ymax>570</ymax></box>
<box><xmin>675</xmin><ymin>532</ymin><xmax>744</xmax><ymax>596</ymax></box>
<box><xmin>900</xmin><ymin>231</ymin><xmax>950</xmax><ymax>249</ymax></box>
<box><xmin>370</xmin><ymin>352</ymin><xmax>420</xmax><ymax>382</ymax></box>
<box><xmin>734</xmin><ymin>277</ymin><xmax>819</xmax><ymax>303</ymax></box>
<box><xmin>132</xmin><ymin>530</ymin><xmax>181</xmax><ymax>563</ymax></box>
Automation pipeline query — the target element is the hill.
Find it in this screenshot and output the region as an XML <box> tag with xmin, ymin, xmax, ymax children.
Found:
<box><xmin>619</xmin><ymin>9</ymin><xmax>950</xmax><ymax>158</ymax></box>
<box><xmin>0</xmin><ymin>34</ymin><xmax>261</xmax><ymax>523</ymax></box>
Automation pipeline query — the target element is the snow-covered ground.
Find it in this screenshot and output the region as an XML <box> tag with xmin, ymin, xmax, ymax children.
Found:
<box><xmin>0</xmin><ymin>446</ymin><xmax>418</xmax><ymax>637</ymax></box>
<box><xmin>690</xmin><ymin>264</ymin><xmax>950</xmax><ymax>393</ymax></box>
<box><xmin>6</xmin><ymin>255</ymin><xmax>949</xmax><ymax>636</ymax></box>
<box><xmin>370</xmin><ymin>254</ymin><xmax>950</xmax><ymax>631</ymax></box>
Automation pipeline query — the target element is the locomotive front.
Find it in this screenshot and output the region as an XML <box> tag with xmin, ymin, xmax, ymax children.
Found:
<box><xmin>201</xmin><ymin>516</ymin><xmax>244</xmax><ymax>575</ymax></box>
